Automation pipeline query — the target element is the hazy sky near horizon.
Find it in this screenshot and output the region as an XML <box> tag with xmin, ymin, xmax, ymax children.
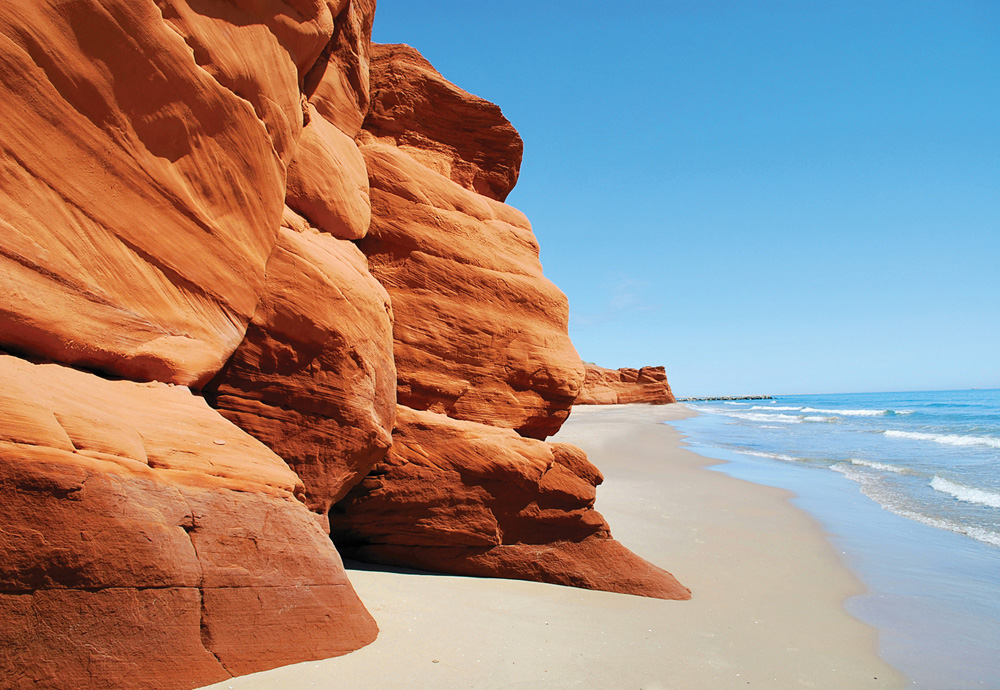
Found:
<box><xmin>371</xmin><ymin>1</ymin><xmax>999</xmax><ymax>396</ymax></box>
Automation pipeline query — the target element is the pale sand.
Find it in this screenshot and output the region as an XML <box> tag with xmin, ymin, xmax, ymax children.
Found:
<box><xmin>200</xmin><ymin>404</ymin><xmax>904</xmax><ymax>689</ymax></box>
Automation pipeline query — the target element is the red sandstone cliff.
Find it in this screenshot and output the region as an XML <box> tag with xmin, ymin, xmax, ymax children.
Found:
<box><xmin>0</xmin><ymin>4</ymin><xmax>687</xmax><ymax>688</ymax></box>
<box><xmin>327</xmin><ymin>44</ymin><xmax>687</xmax><ymax>600</ymax></box>
<box><xmin>576</xmin><ymin>364</ymin><xmax>678</xmax><ymax>405</ymax></box>
<box><xmin>357</xmin><ymin>44</ymin><xmax>584</xmax><ymax>439</ymax></box>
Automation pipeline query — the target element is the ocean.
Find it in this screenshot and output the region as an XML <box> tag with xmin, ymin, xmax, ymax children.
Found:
<box><xmin>668</xmin><ymin>389</ymin><xmax>1000</xmax><ymax>689</ymax></box>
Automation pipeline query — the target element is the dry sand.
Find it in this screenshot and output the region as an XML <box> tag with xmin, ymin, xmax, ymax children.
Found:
<box><xmin>200</xmin><ymin>404</ymin><xmax>904</xmax><ymax>689</ymax></box>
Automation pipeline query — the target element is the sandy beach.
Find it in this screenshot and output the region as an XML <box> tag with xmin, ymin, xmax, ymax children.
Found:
<box><xmin>199</xmin><ymin>404</ymin><xmax>904</xmax><ymax>689</ymax></box>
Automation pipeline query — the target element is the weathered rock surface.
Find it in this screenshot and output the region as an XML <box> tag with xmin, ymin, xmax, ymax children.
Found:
<box><xmin>205</xmin><ymin>213</ymin><xmax>396</xmax><ymax>517</ymax></box>
<box><xmin>0</xmin><ymin>0</ymin><xmax>311</xmax><ymax>387</ymax></box>
<box><xmin>303</xmin><ymin>0</ymin><xmax>376</xmax><ymax>137</ymax></box>
<box><xmin>358</xmin><ymin>43</ymin><xmax>585</xmax><ymax>440</ymax></box>
<box><xmin>364</xmin><ymin>43</ymin><xmax>523</xmax><ymax>201</ymax></box>
<box><xmin>576</xmin><ymin>364</ymin><xmax>677</xmax><ymax>405</ymax></box>
<box><xmin>0</xmin><ymin>353</ymin><xmax>377</xmax><ymax>690</ymax></box>
<box><xmin>1</xmin><ymin>3</ymin><xmax>689</xmax><ymax>687</ymax></box>
<box><xmin>285</xmin><ymin>104</ymin><xmax>372</xmax><ymax>240</ymax></box>
<box><xmin>0</xmin><ymin>6</ymin><xmax>390</xmax><ymax>685</ymax></box>
<box><xmin>326</xmin><ymin>43</ymin><xmax>685</xmax><ymax>601</ymax></box>
<box><xmin>330</xmin><ymin>406</ymin><xmax>690</xmax><ymax>600</ymax></box>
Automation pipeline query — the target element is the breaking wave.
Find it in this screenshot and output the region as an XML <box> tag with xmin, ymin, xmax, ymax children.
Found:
<box><xmin>802</xmin><ymin>407</ymin><xmax>914</xmax><ymax>417</ymax></box>
<box><xmin>720</xmin><ymin>411</ymin><xmax>803</xmax><ymax>424</ymax></box>
<box><xmin>883</xmin><ymin>430</ymin><xmax>1000</xmax><ymax>449</ymax></box>
<box><xmin>930</xmin><ymin>477</ymin><xmax>1000</xmax><ymax>509</ymax></box>
<box><xmin>847</xmin><ymin>458</ymin><xmax>917</xmax><ymax>475</ymax></box>
<box><xmin>832</xmin><ymin>463</ymin><xmax>1000</xmax><ymax>547</ymax></box>
<box><xmin>735</xmin><ymin>449</ymin><xmax>800</xmax><ymax>462</ymax></box>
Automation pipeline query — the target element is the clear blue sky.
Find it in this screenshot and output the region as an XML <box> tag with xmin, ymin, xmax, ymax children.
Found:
<box><xmin>371</xmin><ymin>1</ymin><xmax>1000</xmax><ymax>396</ymax></box>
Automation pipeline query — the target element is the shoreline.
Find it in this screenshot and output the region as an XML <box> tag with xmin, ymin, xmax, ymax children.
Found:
<box><xmin>673</xmin><ymin>394</ymin><xmax>1000</xmax><ymax>689</ymax></box>
<box><xmin>199</xmin><ymin>403</ymin><xmax>903</xmax><ymax>689</ymax></box>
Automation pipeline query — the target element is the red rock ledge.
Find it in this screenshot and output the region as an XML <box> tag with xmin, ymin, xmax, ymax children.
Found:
<box><xmin>576</xmin><ymin>363</ymin><xmax>678</xmax><ymax>405</ymax></box>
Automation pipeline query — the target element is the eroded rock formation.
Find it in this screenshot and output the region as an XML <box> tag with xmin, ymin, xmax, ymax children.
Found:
<box><xmin>1</xmin><ymin>3</ymin><xmax>688</xmax><ymax>688</ymax></box>
<box><xmin>576</xmin><ymin>364</ymin><xmax>677</xmax><ymax>405</ymax></box>
<box><xmin>328</xmin><ymin>44</ymin><xmax>686</xmax><ymax>600</ymax></box>
<box><xmin>357</xmin><ymin>44</ymin><xmax>586</xmax><ymax>439</ymax></box>
<box><xmin>0</xmin><ymin>354</ymin><xmax>376</xmax><ymax>689</ymax></box>
<box><xmin>331</xmin><ymin>406</ymin><xmax>689</xmax><ymax>599</ymax></box>
<box><xmin>204</xmin><ymin>215</ymin><xmax>396</xmax><ymax>518</ymax></box>
<box><xmin>0</xmin><ymin>0</ymin><xmax>294</xmax><ymax>387</ymax></box>
<box><xmin>0</xmin><ymin>2</ymin><xmax>383</xmax><ymax>687</ymax></box>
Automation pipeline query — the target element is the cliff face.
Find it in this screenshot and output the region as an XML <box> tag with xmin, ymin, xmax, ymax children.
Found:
<box><xmin>327</xmin><ymin>44</ymin><xmax>685</xmax><ymax>599</ymax></box>
<box><xmin>1</xmin><ymin>3</ymin><xmax>383</xmax><ymax>688</ymax></box>
<box><xmin>357</xmin><ymin>44</ymin><xmax>585</xmax><ymax>439</ymax></box>
<box><xmin>0</xmin><ymin>4</ymin><xmax>686</xmax><ymax>688</ymax></box>
<box><xmin>576</xmin><ymin>364</ymin><xmax>678</xmax><ymax>405</ymax></box>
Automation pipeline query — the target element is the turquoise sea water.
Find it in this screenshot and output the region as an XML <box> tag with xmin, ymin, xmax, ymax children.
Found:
<box><xmin>668</xmin><ymin>389</ymin><xmax>1000</xmax><ymax>689</ymax></box>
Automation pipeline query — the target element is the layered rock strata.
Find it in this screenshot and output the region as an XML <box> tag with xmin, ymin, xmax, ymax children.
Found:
<box><xmin>0</xmin><ymin>0</ymin><xmax>299</xmax><ymax>387</ymax></box>
<box><xmin>330</xmin><ymin>44</ymin><xmax>687</xmax><ymax>600</ymax></box>
<box><xmin>357</xmin><ymin>44</ymin><xmax>586</xmax><ymax>440</ymax></box>
<box><xmin>576</xmin><ymin>364</ymin><xmax>677</xmax><ymax>405</ymax></box>
<box><xmin>0</xmin><ymin>2</ymin><xmax>385</xmax><ymax>687</ymax></box>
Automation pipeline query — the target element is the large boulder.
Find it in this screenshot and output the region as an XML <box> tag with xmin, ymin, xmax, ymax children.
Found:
<box><xmin>285</xmin><ymin>104</ymin><xmax>372</xmax><ymax>240</ymax></box>
<box><xmin>330</xmin><ymin>406</ymin><xmax>690</xmax><ymax>600</ymax></box>
<box><xmin>0</xmin><ymin>353</ymin><xmax>377</xmax><ymax>690</ymax></box>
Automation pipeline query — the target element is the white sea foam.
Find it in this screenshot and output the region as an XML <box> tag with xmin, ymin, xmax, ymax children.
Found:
<box><xmin>801</xmin><ymin>407</ymin><xmax>905</xmax><ymax>417</ymax></box>
<box><xmin>725</xmin><ymin>412</ymin><xmax>803</xmax><ymax>423</ymax></box>
<box><xmin>733</xmin><ymin>412</ymin><xmax>802</xmax><ymax>424</ymax></box>
<box><xmin>735</xmin><ymin>449</ymin><xmax>800</xmax><ymax>462</ymax></box>
<box><xmin>832</xmin><ymin>463</ymin><xmax>1000</xmax><ymax>547</ymax></box>
<box><xmin>848</xmin><ymin>458</ymin><xmax>916</xmax><ymax>475</ymax></box>
<box><xmin>751</xmin><ymin>405</ymin><xmax>803</xmax><ymax>411</ymax></box>
<box><xmin>883</xmin><ymin>429</ymin><xmax>1000</xmax><ymax>449</ymax></box>
<box><xmin>930</xmin><ymin>476</ymin><xmax>1000</xmax><ymax>509</ymax></box>
<box><xmin>718</xmin><ymin>409</ymin><xmax>848</xmax><ymax>424</ymax></box>
<box><xmin>831</xmin><ymin>462</ymin><xmax>874</xmax><ymax>483</ymax></box>
<box><xmin>894</xmin><ymin>510</ymin><xmax>1000</xmax><ymax>547</ymax></box>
